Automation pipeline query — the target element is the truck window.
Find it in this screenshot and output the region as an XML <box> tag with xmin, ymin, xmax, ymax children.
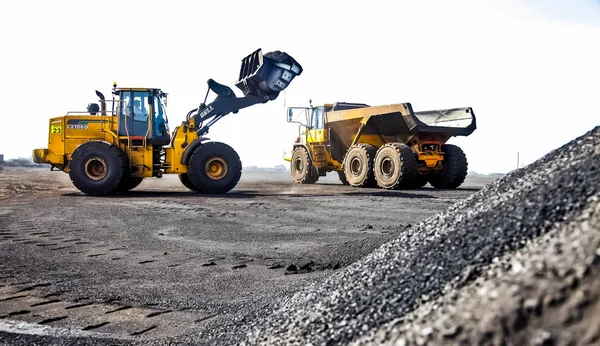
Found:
<box><xmin>311</xmin><ymin>107</ymin><xmax>324</xmax><ymax>129</ymax></box>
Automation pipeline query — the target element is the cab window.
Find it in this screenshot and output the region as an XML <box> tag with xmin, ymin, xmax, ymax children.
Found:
<box><xmin>118</xmin><ymin>91</ymin><xmax>150</xmax><ymax>137</ymax></box>
<box><xmin>152</xmin><ymin>94</ymin><xmax>170</xmax><ymax>140</ymax></box>
<box><xmin>310</xmin><ymin>107</ymin><xmax>324</xmax><ymax>130</ymax></box>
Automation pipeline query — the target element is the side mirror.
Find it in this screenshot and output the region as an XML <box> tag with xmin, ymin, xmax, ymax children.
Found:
<box><xmin>287</xmin><ymin>108</ymin><xmax>293</xmax><ymax>123</ymax></box>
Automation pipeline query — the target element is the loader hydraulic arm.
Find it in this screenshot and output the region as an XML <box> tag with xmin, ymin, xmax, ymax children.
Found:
<box><xmin>187</xmin><ymin>49</ymin><xmax>303</xmax><ymax>137</ymax></box>
<box><xmin>189</xmin><ymin>79</ymin><xmax>270</xmax><ymax>137</ymax></box>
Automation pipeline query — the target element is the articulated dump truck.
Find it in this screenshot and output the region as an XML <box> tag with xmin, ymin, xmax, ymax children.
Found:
<box><xmin>285</xmin><ymin>102</ymin><xmax>476</xmax><ymax>189</ymax></box>
<box><xmin>33</xmin><ymin>49</ymin><xmax>302</xmax><ymax>196</ymax></box>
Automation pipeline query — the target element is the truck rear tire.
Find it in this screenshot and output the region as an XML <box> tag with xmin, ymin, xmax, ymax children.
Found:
<box><xmin>114</xmin><ymin>177</ymin><xmax>143</xmax><ymax>192</ymax></box>
<box><xmin>414</xmin><ymin>174</ymin><xmax>429</xmax><ymax>188</ymax></box>
<box><xmin>291</xmin><ymin>147</ymin><xmax>318</xmax><ymax>184</ymax></box>
<box><xmin>68</xmin><ymin>142</ymin><xmax>127</xmax><ymax>196</ymax></box>
<box><xmin>343</xmin><ymin>144</ymin><xmax>377</xmax><ymax>187</ymax></box>
<box><xmin>187</xmin><ymin>141</ymin><xmax>242</xmax><ymax>194</ymax></box>
<box><xmin>374</xmin><ymin>143</ymin><xmax>418</xmax><ymax>190</ymax></box>
<box><xmin>429</xmin><ymin>144</ymin><xmax>468</xmax><ymax>189</ymax></box>
<box><xmin>179</xmin><ymin>173</ymin><xmax>202</xmax><ymax>192</ymax></box>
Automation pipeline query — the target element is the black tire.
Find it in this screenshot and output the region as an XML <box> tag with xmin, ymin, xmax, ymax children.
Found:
<box><xmin>429</xmin><ymin>144</ymin><xmax>468</xmax><ymax>189</ymax></box>
<box><xmin>337</xmin><ymin>171</ymin><xmax>349</xmax><ymax>185</ymax></box>
<box><xmin>290</xmin><ymin>147</ymin><xmax>318</xmax><ymax>184</ymax></box>
<box><xmin>373</xmin><ymin>143</ymin><xmax>418</xmax><ymax>190</ymax></box>
<box><xmin>68</xmin><ymin>142</ymin><xmax>127</xmax><ymax>196</ymax></box>
<box><xmin>413</xmin><ymin>174</ymin><xmax>429</xmax><ymax>188</ymax></box>
<box><xmin>343</xmin><ymin>144</ymin><xmax>377</xmax><ymax>187</ymax></box>
<box><xmin>179</xmin><ymin>173</ymin><xmax>202</xmax><ymax>192</ymax></box>
<box><xmin>114</xmin><ymin>177</ymin><xmax>144</xmax><ymax>192</ymax></box>
<box><xmin>187</xmin><ymin>141</ymin><xmax>242</xmax><ymax>194</ymax></box>
<box><xmin>304</xmin><ymin>171</ymin><xmax>319</xmax><ymax>184</ymax></box>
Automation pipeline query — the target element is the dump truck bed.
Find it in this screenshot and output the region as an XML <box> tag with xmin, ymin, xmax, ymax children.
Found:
<box><xmin>326</xmin><ymin>103</ymin><xmax>476</xmax><ymax>148</ymax></box>
<box><xmin>325</xmin><ymin>103</ymin><xmax>476</xmax><ymax>161</ymax></box>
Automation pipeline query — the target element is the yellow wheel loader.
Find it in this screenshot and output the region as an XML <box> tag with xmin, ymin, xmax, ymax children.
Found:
<box><xmin>33</xmin><ymin>49</ymin><xmax>302</xmax><ymax>196</ymax></box>
<box><xmin>285</xmin><ymin>102</ymin><xmax>476</xmax><ymax>189</ymax></box>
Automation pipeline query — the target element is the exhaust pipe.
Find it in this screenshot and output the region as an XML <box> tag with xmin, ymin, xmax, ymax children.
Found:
<box><xmin>95</xmin><ymin>90</ymin><xmax>106</xmax><ymax>115</ymax></box>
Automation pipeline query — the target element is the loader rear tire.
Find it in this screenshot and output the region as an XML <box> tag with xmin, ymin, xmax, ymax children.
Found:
<box><xmin>343</xmin><ymin>144</ymin><xmax>377</xmax><ymax>187</ymax></box>
<box><xmin>291</xmin><ymin>147</ymin><xmax>318</xmax><ymax>184</ymax></box>
<box><xmin>114</xmin><ymin>177</ymin><xmax>143</xmax><ymax>192</ymax></box>
<box><xmin>429</xmin><ymin>144</ymin><xmax>468</xmax><ymax>189</ymax></box>
<box><xmin>187</xmin><ymin>142</ymin><xmax>242</xmax><ymax>194</ymax></box>
<box><xmin>374</xmin><ymin>143</ymin><xmax>418</xmax><ymax>190</ymax></box>
<box><xmin>179</xmin><ymin>173</ymin><xmax>202</xmax><ymax>192</ymax></box>
<box><xmin>68</xmin><ymin>142</ymin><xmax>127</xmax><ymax>196</ymax></box>
<box><xmin>338</xmin><ymin>171</ymin><xmax>349</xmax><ymax>185</ymax></box>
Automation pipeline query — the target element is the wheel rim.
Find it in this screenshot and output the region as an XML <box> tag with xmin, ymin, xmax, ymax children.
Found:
<box><xmin>84</xmin><ymin>157</ymin><xmax>108</xmax><ymax>181</ymax></box>
<box><xmin>205</xmin><ymin>157</ymin><xmax>228</xmax><ymax>180</ymax></box>
<box><xmin>381</xmin><ymin>157</ymin><xmax>394</xmax><ymax>177</ymax></box>
<box><xmin>350</xmin><ymin>157</ymin><xmax>362</xmax><ymax>176</ymax></box>
<box><xmin>294</xmin><ymin>158</ymin><xmax>304</xmax><ymax>174</ymax></box>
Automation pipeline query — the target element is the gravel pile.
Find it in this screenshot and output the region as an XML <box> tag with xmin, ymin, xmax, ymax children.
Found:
<box><xmin>354</xmin><ymin>192</ymin><xmax>600</xmax><ymax>345</ymax></box>
<box><xmin>241</xmin><ymin>126</ymin><xmax>600</xmax><ymax>345</ymax></box>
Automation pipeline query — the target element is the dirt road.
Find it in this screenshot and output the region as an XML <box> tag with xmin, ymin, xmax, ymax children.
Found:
<box><xmin>0</xmin><ymin>167</ymin><xmax>490</xmax><ymax>345</ymax></box>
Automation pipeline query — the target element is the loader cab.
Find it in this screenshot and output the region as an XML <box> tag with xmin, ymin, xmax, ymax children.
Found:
<box><xmin>117</xmin><ymin>88</ymin><xmax>170</xmax><ymax>145</ymax></box>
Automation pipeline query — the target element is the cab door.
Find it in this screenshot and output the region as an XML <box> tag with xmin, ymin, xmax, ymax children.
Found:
<box><xmin>307</xmin><ymin>107</ymin><xmax>327</xmax><ymax>143</ymax></box>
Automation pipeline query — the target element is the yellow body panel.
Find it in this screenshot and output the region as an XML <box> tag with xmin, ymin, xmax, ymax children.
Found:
<box><xmin>307</xmin><ymin>128</ymin><xmax>327</xmax><ymax>143</ymax></box>
<box><xmin>418</xmin><ymin>152</ymin><xmax>444</xmax><ymax>168</ymax></box>
<box><xmin>164</xmin><ymin>124</ymin><xmax>198</xmax><ymax>174</ymax></box>
<box><xmin>293</xmin><ymin>103</ymin><xmax>453</xmax><ymax>174</ymax></box>
<box><xmin>33</xmin><ymin>113</ymin><xmax>193</xmax><ymax>177</ymax></box>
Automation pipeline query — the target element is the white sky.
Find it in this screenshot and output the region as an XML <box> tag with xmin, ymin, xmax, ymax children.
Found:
<box><xmin>1</xmin><ymin>0</ymin><xmax>598</xmax><ymax>174</ymax></box>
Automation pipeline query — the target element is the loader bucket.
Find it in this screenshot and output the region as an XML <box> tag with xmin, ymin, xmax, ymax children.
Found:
<box><xmin>235</xmin><ymin>49</ymin><xmax>303</xmax><ymax>100</ymax></box>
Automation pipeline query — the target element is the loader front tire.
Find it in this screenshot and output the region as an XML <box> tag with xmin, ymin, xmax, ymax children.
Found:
<box><xmin>429</xmin><ymin>144</ymin><xmax>468</xmax><ymax>189</ymax></box>
<box><xmin>179</xmin><ymin>173</ymin><xmax>202</xmax><ymax>192</ymax></box>
<box><xmin>374</xmin><ymin>143</ymin><xmax>418</xmax><ymax>190</ymax></box>
<box><xmin>343</xmin><ymin>144</ymin><xmax>377</xmax><ymax>187</ymax></box>
<box><xmin>114</xmin><ymin>177</ymin><xmax>144</xmax><ymax>192</ymax></box>
<box><xmin>68</xmin><ymin>142</ymin><xmax>127</xmax><ymax>196</ymax></box>
<box><xmin>291</xmin><ymin>147</ymin><xmax>318</xmax><ymax>184</ymax></box>
<box><xmin>187</xmin><ymin>142</ymin><xmax>242</xmax><ymax>194</ymax></box>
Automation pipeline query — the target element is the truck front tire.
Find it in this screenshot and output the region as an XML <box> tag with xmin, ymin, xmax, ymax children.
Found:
<box><xmin>290</xmin><ymin>147</ymin><xmax>318</xmax><ymax>184</ymax></box>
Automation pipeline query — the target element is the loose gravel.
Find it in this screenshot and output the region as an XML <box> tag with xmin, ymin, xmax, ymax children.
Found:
<box><xmin>240</xmin><ymin>126</ymin><xmax>600</xmax><ymax>345</ymax></box>
<box><xmin>354</xmin><ymin>192</ymin><xmax>600</xmax><ymax>346</ymax></box>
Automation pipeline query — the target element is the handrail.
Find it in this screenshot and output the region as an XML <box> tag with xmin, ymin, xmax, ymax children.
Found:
<box><xmin>66</xmin><ymin>100</ymin><xmax>126</xmax><ymax>116</ymax></box>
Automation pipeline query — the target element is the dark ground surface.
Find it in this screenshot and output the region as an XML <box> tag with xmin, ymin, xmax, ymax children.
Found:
<box><xmin>0</xmin><ymin>168</ymin><xmax>493</xmax><ymax>345</ymax></box>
